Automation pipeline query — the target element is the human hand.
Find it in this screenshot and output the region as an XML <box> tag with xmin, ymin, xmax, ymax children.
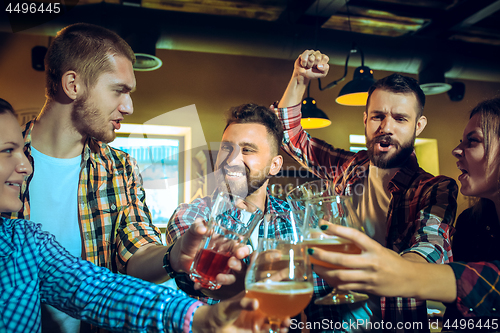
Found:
<box><xmin>308</xmin><ymin>224</ymin><xmax>416</xmax><ymax>298</ymax></box>
<box><xmin>193</xmin><ymin>291</ymin><xmax>291</xmax><ymax>333</ymax></box>
<box><xmin>195</xmin><ymin>247</ymin><xmax>251</xmax><ymax>300</ymax></box>
<box><xmin>293</xmin><ymin>50</ymin><xmax>330</xmax><ymax>82</ymax></box>
<box><xmin>169</xmin><ymin>218</ymin><xmax>208</xmax><ymax>273</ymax></box>
<box><xmin>171</xmin><ymin>217</ymin><xmax>251</xmax><ymax>297</ymax></box>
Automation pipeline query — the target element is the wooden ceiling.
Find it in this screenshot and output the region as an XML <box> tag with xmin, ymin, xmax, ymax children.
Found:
<box><xmin>2</xmin><ymin>0</ymin><xmax>500</xmax><ymax>81</ymax></box>
<box><xmin>73</xmin><ymin>0</ymin><xmax>500</xmax><ymax>46</ymax></box>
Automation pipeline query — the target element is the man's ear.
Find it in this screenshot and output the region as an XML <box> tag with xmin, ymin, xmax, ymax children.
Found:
<box><xmin>61</xmin><ymin>71</ymin><xmax>81</xmax><ymax>100</ymax></box>
<box><xmin>415</xmin><ymin>115</ymin><xmax>427</xmax><ymax>136</ymax></box>
<box><xmin>269</xmin><ymin>155</ymin><xmax>283</xmax><ymax>176</ymax></box>
<box><xmin>363</xmin><ymin>112</ymin><xmax>367</xmax><ymax>126</ymax></box>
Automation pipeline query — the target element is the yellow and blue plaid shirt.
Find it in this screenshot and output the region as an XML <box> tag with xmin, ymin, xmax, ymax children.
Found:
<box><xmin>2</xmin><ymin>120</ymin><xmax>162</xmax><ymax>273</ymax></box>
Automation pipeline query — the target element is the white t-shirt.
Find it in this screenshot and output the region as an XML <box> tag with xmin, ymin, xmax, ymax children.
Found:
<box><xmin>30</xmin><ymin>146</ymin><xmax>82</xmax><ymax>333</ymax></box>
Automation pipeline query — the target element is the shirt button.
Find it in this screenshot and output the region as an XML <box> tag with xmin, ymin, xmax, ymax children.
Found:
<box><xmin>493</xmin><ymin>308</ymin><xmax>497</xmax><ymax>312</ymax></box>
<box><xmin>486</xmin><ymin>226</ymin><xmax>491</xmax><ymax>231</ymax></box>
<box><xmin>111</xmin><ymin>204</ymin><xmax>117</xmax><ymax>210</ymax></box>
<box><xmin>469</xmin><ymin>308</ymin><xmax>474</xmax><ymax>313</ymax></box>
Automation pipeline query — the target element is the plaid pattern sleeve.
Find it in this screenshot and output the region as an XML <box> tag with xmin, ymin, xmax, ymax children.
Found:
<box><xmin>80</xmin><ymin>141</ymin><xmax>163</xmax><ymax>273</ymax></box>
<box><xmin>166</xmin><ymin>196</ymin><xmax>215</xmax><ymax>303</ymax></box>
<box><xmin>2</xmin><ymin>121</ymin><xmax>163</xmax><ymax>274</ymax></box>
<box><xmin>273</xmin><ymin>104</ymin><xmax>459</xmax><ymax>331</ymax></box>
<box><xmin>449</xmin><ymin>261</ymin><xmax>500</xmax><ymax>318</ymax></box>
<box><xmin>398</xmin><ymin>175</ymin><xmax>458</xmax><ymax>264</ymax></box>
<box><xmin>272</xmin><ymin>103</ymin><xmax>355</xmax><ymax>180</ymax></box>
<box><xmin>0</xmin><ymin>217</ymin><xmax>203</xmax><ymax>333</ymax></box>
<box><xmin>166</xmin><ymin>197</ymin><xmax>212</xmax><ymax>245</ymax></box>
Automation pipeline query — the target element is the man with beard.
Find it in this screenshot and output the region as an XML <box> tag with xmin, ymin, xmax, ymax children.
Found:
<box><xmin>273</xmin><ymin>50</ymin><xmax>458</xmax><ymax>332</ymax></box>
<box><xmin>1</xmin><ymin>23</ymin><xmax>219</xmax><ymax>333</ymax></box>
<box><xmin>166</xmin><ymin>103</ymin><xmax>285</xmax><ymax>300</ymax></box>
<box><xmin>166</xmin><ymin>104</ymin><xmax>343</xmax><ymax>328</ymax></box>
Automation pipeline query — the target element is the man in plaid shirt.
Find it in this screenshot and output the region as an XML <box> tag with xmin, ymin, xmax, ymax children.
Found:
<box><xmin>1</xmin><ymin>24</ymin><xmax>178</xmax><ymax>333</ymax></box>
<box><xmin>272</xmin><ymin>50</ymin><xmax>458</xmax><ymax>332</ymax></box>
<box><xmin>166</xmin><ymin>103</ymin><xmax>348</xmax><ymax>330</ymax></box>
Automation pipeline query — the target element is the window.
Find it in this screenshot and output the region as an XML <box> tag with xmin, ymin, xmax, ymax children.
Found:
<box><xmin>110</xmin><ymin>124</ymin><xmax>191</xmax><ymax>228</ymax></box>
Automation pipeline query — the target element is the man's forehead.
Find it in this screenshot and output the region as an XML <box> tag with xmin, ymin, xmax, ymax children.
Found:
<box><xmin>98</xmin><ymin>54</ymin><xmax>136</xmax><ymax>88</ymax></box>
<box><xmin>367</xmin><ymin>90</ymin><xmax>419</xmax><ymax>117</ymax></box>
<box><xmin>222</xmin><ymin>123</ymin><xmax>270</xmax><ymax>142</ymax></box>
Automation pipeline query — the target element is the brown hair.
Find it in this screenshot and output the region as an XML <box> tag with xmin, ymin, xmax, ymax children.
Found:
<box><xmin>470</xmin><ymin>97</ymin><xmax>500</xmax><ymax>158</ymax></box>
<box><xmin>224</xmin><ymin>103</ymin><xmax>284</xmax><ymax>155</ymax></box>
<box><xmin>367</xmin><ymin>73</ymin><xmax>426</xmax><ymax>119</ymax></box>
<box><xmin>0</xmin><ymin>98</ymin><xmax>15</xmax><ymax>115</ymax></box>
<box><xmin>45</xmin><ymin>23</ymin><xmax>135</xmax><ymax>99</ymax></box>
<box><xmin>469</xmin><ymin>97</ymin><xmax>500</xmax><ymax>212</ymax></box>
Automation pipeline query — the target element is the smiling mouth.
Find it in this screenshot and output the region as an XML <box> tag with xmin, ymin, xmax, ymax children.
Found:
<box><xmin>5</xmin><ymin>182</ymin><xmax>21</xmax><ymax>190</ymax></box>
<box><xmin>225</xmin><ymin>170</ymin><xmax>245</xmax><ymax>177</ymax></box>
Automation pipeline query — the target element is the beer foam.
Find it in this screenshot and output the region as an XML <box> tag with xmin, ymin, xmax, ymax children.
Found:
<box><xmin>247</xmin><ymin>281</ymin><xmax>313</xmax><ymax>294</ymax></box>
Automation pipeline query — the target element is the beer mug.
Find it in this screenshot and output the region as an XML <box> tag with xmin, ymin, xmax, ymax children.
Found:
<box><xmin>190</xmin><ymin>192</ymin><xmax>263</xmax><ymax>290</ymax></box>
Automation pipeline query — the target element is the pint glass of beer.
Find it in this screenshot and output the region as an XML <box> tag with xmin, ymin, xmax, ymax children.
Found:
<box><xmin>245</xmin><ymin>238</ymin><xmax>313</xmax><ymax>333</ymax></box>
<box><xmin>303</xmin><ymin>195</ymin><xmax>369</xmax><ymax>305</ymax></box>
<box><xmin>189</xmin><ymin>192</ymin><xmax>263</xmax><ymax>290</ymax></box>
<box><xmin>286</xmin><ymin>179</ymin><xmax>333</xmax><ymax>211</ymax></box>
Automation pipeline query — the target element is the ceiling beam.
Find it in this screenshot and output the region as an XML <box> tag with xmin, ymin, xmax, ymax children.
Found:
<box><xmin>305</xmin><ymin>0</ymin><xmax>350</xmax><ymax>17</ymax></box>
<box><xmin>2</xmin><ymin>2</ymin><xmax>500</xmax><ymax>82</ymax></box>
<box><xmin>277</xmin><ymin>0</ymin><xmax>317</xmax><ymax>23</ymax></box>
<box><xmin>414</xmin><ymin>0</ymin><xmax>499</xmax><ymax>38</ymax></box>
<box><xmin>452</xmin><ymin>0</ymin><xmax>500</xmax><ymax>29</ymax></box>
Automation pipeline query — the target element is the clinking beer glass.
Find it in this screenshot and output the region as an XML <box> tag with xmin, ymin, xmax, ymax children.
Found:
<box><xmin>189</xmin><ymin>192</ymin><xmax>263</xmax><ymax>290</ymax></box>
<box><xmin>304</xmin><ymin>195</ymin><xmax>370</xmax><ymax>305</ymax></box>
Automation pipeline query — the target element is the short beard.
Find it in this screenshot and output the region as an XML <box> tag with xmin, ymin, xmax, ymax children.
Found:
<box><xmin>366</xmin><ymin>133</ymin><xmax>415</xmax><ymax>169</ymax></box>
<box><xmin>215</xmin><ymin>167</ymin><xmax>269</xmax><ymax>198</ymax></box>
<box><xmin>71</xmin><ymin>95</ymin><xmax>115</xmax><ymax>143</ymax></box>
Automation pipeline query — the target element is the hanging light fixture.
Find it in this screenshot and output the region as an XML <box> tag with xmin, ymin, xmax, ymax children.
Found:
<box><xmin>318</xmin><ymin>43</ymin><xmax>375</xmax><ymax>106</ymax></box>
<box><xmin>124</xmin><ymin>28</ymin><xmax>163</xmax><ymax>72</ymax></box>
<box><xmin>336</xmin><ymin>65</ymin><xmax>375</xmax><ymax>106</ymax></box>
<box><xmin>418</xmin><ymin>64</ymin><xmax>452</xmax><ymax>95</ymax></box>
<box><xmin>301</xmin><ymin>82</ymin><xmax>331</xmax><ymax>129</ymax></box>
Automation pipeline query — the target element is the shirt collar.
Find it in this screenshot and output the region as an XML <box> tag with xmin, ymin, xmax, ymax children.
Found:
<box><xmin>209</xmin><ymin>188</ymin><xmax>289</xmax><ymax>215</ymax></box>
<box><xmin>387</xmin><ymin>153</ymin><xmax>420</xmax><ymax>193</ymax></box>
<box><xmin>340</xmin><ymin>150</ymin><xmax>421</xmax><ymax>194</ymax></box>
<box><xmin>23</xmin><ymin>120</ymin><xmax>100</xmax><ymax>169</ymax></box>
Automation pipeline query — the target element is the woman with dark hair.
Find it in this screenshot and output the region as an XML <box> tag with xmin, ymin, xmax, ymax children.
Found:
<box><xmin>307</xmin><ymin>97</ymin><xmax>500</xmax><ymax>323</ymax></box>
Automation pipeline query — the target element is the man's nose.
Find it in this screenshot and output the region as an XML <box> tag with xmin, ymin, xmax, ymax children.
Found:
<box><xmin>118</xmin><ymin>94</ymin><xmax>133</xmax><ymax>115</ymax></box>
<box><xmin>379</xmin><ymin>117</ymin><xmax>394</xmax><ymax>134</ymax></box>
<box><xmin>226</xmin><ymin>147</ymin><xmax>243</xmax><ymax>166</ymax></box>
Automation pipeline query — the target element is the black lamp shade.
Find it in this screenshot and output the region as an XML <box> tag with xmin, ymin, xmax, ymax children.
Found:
<box><xmin>125</xmin><ymin>31</ymin><xmax>163</xmax><ymax>71</ymax></box>
<box><xmin>419</xmin><ymin>66</ymin><xmax>452</xmax><ymax>95</ymax></box>
<box><xmin>336</xmin><ymin>66</ymin><xmax>376</xmax><ymax>106</ymax></box>
<box><xmin>301</xmin><ymin>97</ymin><xmax>331</xmax><ymax>129</ymax></box>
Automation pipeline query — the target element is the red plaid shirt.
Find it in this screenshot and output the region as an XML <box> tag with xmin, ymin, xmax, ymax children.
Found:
<box><xmin>274</xmin><ymin>103</ymin><xmax>458</xmax><ymax>332</ymax></box>
<box><xmin>449</xmin><ymin>261</ymin><xmax>500</xmax><ymax>318</ymax></box>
